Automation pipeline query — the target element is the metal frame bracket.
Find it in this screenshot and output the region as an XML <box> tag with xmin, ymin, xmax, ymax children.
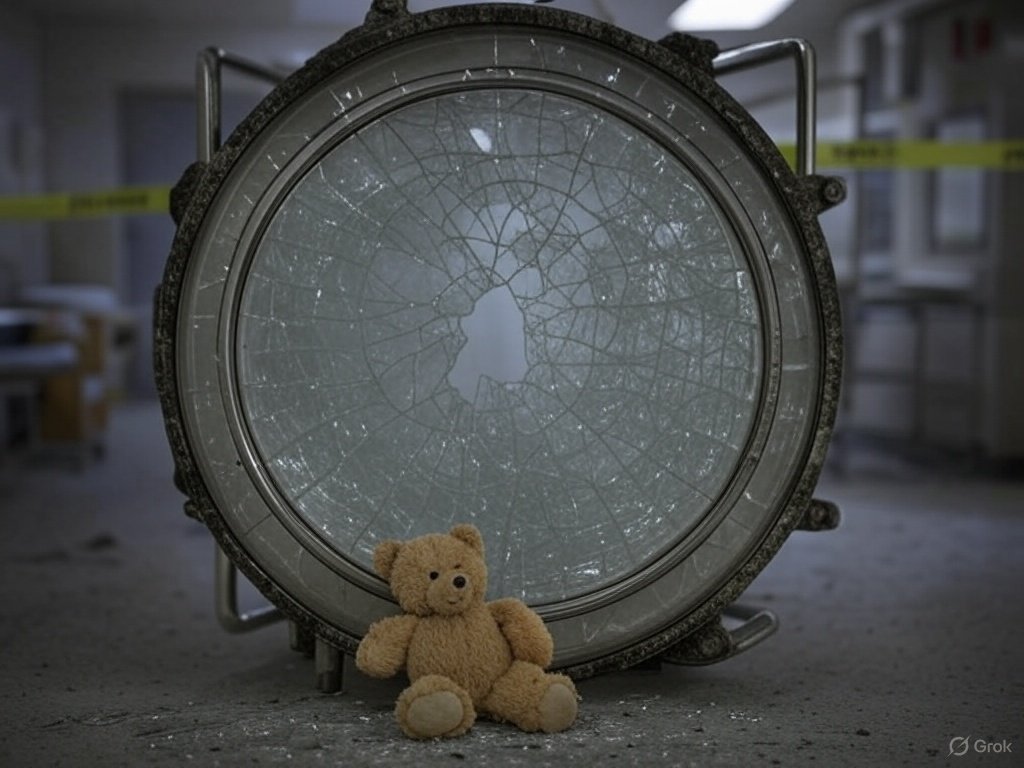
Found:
<box><xmin>214</xmin><ymin>545</ymin><xmax>284</xmax><ymax>632</ymax></box>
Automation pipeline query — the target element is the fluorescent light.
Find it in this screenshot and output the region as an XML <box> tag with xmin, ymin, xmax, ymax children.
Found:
<box><xmin>668</xmin><ymin>0</ymin><xmax>797</xmax><ymax>30</ymax></box>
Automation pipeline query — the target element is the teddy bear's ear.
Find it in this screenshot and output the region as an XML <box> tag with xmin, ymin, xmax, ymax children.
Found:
<box><xmin>373</xmin><ymin>540</ymin><xmax>402</xmax><ymax>580</ymax></box>
<box><xmin>449</xmin><ymin>524</ymin><xmax>484</xmax><ymax>555</ymax></box>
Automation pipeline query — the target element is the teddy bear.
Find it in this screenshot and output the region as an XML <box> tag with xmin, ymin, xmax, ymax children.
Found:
<box><xmin>355</xmin><ymin>524</ymin><xmax>579</xmax><ymax>739</ymax></box>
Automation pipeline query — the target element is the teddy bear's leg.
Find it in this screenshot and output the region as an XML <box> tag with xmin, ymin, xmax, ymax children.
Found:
<box><xmin>395</xmin><ymin>674</ymin><xmax>476</xmax><ymax>739</ymax></box>
<box><xmin>482</xmin><ymin>660</ymin><xmax>578</xmax><ymax>733</ymax></box>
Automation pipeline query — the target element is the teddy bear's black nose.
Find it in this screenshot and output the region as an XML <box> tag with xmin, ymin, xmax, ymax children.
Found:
<box><xmin>453</xmin><ymin>575</ymin><xmax>467</xmax><ymax>589</ymax></box>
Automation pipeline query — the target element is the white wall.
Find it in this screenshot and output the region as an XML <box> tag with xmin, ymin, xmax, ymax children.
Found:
<box><xmin>40</xmin><ymin>20</ymin><xmax>344</xmax><ymax>296</ymax></box>
<box><xmin>0</xmin><ymin>4</ymin><xmax>47</xmax><ymax>300</ymax></box>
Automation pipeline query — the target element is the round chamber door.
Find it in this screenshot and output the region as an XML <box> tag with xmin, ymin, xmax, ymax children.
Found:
<box><xmin>157</xmin><ymin>2</ymin><xmax>841</xmax><ymax>677</ymax></box>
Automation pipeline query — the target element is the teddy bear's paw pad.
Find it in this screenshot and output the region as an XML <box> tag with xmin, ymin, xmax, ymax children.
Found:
<box><xmin>539</xmin><ymin>682</ymin><xmax>578</xmax><ymax>733</ymax></box>
<box><xmin>405</xmin><ymin>691</ymin><xmax>468</xmax><ymax>739</ymax></box>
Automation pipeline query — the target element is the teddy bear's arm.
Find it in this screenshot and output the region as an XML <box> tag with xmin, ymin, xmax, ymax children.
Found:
<box><xmin>355</xmin><ymin>614</ymin><xmax>419</xmax><ymax>678</ymax></box>
<box><xmin>489</xmin><ymin>598</ymin><xmax>554</xmax><ymax>668</ymax></box>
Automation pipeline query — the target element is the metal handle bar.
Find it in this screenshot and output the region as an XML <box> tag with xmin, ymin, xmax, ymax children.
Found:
<box><xmin>713</xmin><ymin>38</ymin><xmax>818</xmax><ymax>176</ymax></box>
<box><xmin>196</xmin><ymin>47</ymin><xmax>285</xmax><ymax>163</ymax></box>
<box><xmin>196</xmin><ymin>47</ymin><xmax>287</xmax><ymax>632</ymax></box>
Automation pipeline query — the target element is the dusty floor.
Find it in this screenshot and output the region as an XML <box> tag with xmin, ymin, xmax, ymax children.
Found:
<box><xmin>0</xmin><ymin>402</ymin><xmax>1021</xmax><ymax>766</ymax></box>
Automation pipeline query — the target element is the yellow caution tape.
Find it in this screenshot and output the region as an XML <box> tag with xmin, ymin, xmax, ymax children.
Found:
<box><xmin>779</xmin><ymin>140</ymin><xmax>1024</xmax><ymax>171</ymax></box>
<box><xmin>0</xmin><ymin>141</ymin><xmax>1021</xmax><ymax>221</ymax></box>
<box><xmin>0</xmin><ymin>185</ymin><xmax>170</xmax><ymax>220</ymax></box>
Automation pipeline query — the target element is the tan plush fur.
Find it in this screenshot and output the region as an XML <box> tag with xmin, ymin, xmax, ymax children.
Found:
<box><xmin>355</xmin><ymin>524</ymin><xmax>579</xmax><ymax>739</ymax></box>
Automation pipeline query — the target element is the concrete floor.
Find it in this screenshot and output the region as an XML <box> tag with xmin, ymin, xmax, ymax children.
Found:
<box><xmin>0</xmin><ymin>402</ymin><xmax>1021</xmax><ymax>767</ymax></box>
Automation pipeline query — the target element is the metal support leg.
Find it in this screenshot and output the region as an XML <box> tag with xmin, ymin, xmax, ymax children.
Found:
<box><xmin>315</xmin><ymin>637</ymin><xmax>343</xmax><ymax>693</ymax></box>
<box><xmin>660</xmin><ymin>603</ymin><xmax>779</xmax><ymax>666</ymax></box>
<box><xmin>289</xmin><ymin>620</ymin><xmax>316</xmax><ymax>657</ymax></box>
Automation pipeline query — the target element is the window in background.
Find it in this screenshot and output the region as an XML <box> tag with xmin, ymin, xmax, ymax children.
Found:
<box><xmin>930</xmin><ymin>111</ymin><xmax>988</xmax><ymax>254</ymax></box>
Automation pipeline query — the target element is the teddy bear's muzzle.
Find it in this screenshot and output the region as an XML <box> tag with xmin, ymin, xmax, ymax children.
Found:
<box><xmin>446</xmin><ymin>575</ymin><xmax>469</xmax><ymax>602</ymax></box>
<box><xmin>431</xmin><ymin>574</ymin><xmax>473</xmax><ymax>613</ymax></box>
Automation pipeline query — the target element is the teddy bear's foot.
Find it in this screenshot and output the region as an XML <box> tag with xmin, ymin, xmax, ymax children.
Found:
<box><xmin>538</xmin><ymin>680</ymin><xmax>578</xmax><ymax>733</ymax></box>
<box><xmin>397</xmin><ymin>675</ymin><xmax>476</xmax><ymax>739</ymax></box>
<box><xmin>406</xmin><ymin>692</ymin><xmax>463</xmax><ymax>737</ymax></box>
<box><xmin>483</xmin><ymin>661</ymin><xmax>579</xmax><ymax>733</ymax></box>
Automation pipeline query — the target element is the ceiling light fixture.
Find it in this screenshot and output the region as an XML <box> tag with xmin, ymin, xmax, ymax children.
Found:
<box><xmin>668</xmin><ymin>0</ymin><xmax>797</xmax><ymax>31</ymax></box>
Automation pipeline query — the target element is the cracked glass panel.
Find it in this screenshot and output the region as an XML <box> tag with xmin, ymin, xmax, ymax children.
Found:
<box><xmin>237</xmin><ymin>88</ymin><xmax>762</xmax><ymax>604</ymax></box>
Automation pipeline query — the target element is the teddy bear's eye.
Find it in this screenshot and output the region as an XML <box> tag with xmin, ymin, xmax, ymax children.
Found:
<box><xmin>429</xmin><ymin>571</ymin><xmax>439</xmax><ymax>580</ymax></box>
<box><xmin>454</xmin><ymin>564</ymin><xmax>462</xmax><ymax>569</ymax></box>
